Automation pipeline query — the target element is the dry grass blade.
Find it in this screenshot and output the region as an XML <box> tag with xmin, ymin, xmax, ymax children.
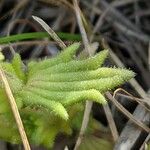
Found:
<box><xmin>102</xmin><ymin>38</ymin><xmax>150</xmax><ymax>149</ymax></box>
<box><xmin>106</xmin><ymin>92</ymin><xmax>150</xmax><ymax>133</ymax></box>
<box><xmin>113</xmin><ymin>88</ymin><xmax>150</xmax><ymax>112</ymax></box>
<box><xmin>0</xmin><ymin>66</ymin><xmax>31</xmax><ymax>150</ymax></box>
<box><xmin>148</xmin><ymin>41</ymin><xmax>150</xmax><ymax>71</ymax></box>
<box><xmin>32</xmin><ymin>15</ymin><xmax>66</xmax><ymax>49</ymax></box>
<box><xmin>0</xmin><ymin>0</ymin><xmax>29</xmax><ymax>20</ymax></box>
<box><xmin>102</xmin><ymin>39</ymin><xmax>150</xmax><ymax>132</ymax></box>
<box><xmin>73</xmin><ymin>0</ymin><xmax>90</xmax><ymax>55</ymax></box>
<box><xmin>112</xmin><ymin>0</ymin><xmax>141</xmax><ymax>7</ymax></box>
<box><xmin>103</xmin><ymin>104</ymin><xmax>119</xmax><ymax>142</ymax></box>
<box><xmin>38</xmin><ymin>0</ymin><xmax>73</xmax><ymax>10</ymax></box>
<box><xmin>73</xmin><ymin>0</ymin><xmax>94</xmax><ymax>150</ymax></box>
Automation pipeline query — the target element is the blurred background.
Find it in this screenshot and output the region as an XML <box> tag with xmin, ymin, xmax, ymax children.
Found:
<box><xmin>0</xmin><ymin>0</ymin><xmax>150</xmax><ymax>149</ymax></box>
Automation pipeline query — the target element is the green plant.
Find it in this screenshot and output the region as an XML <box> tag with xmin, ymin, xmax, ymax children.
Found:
<box><xmin>0</xmin><ymin>32</ymin><xmax>81</xmax><ymax>44</ymax></box>
<box><xmin>0</xmin><ymin>43</ymin><xmax>135</xmax><ymax>148</ymax></box>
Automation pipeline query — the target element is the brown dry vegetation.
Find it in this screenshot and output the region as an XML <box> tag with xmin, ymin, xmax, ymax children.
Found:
<box><xmin>0</xmin><ymin>0</ymin><xmax>150</xmax><ymax>150</ymax></box>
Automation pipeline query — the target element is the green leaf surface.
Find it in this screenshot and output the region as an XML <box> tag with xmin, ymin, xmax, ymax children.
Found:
<box><xmin>0</xmin><ymin>42</ymin><xmax>135</xmax><ymax>148</ymax></box>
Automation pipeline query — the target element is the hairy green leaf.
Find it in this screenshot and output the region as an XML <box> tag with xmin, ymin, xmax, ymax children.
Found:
<box><xmin>0</xmin><ymin>42</ymin><xmax>135</xmax><ymax>148</ymax></box>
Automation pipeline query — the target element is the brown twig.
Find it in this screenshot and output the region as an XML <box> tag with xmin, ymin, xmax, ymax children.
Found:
<box><xmin>73</xmin><ymin>0</ymin><xmax>90</xmax><ymax>55</ymax></box>
<box><xmin>0</xmin><ymin>66</ymin><xmax>31</xmax><ymax>150</ymax></box>
<box><xmin>106</xmin><ymin>92</ymin><xmax>150</xmax><ymax>133</ymax></box>
<box><xmin>73</xmin><ymin>0</ymin><xmax>94</xmax><ymax>150</ymax></box>
<box><xmin>103</xmin><ymin>104</ymin><xmax>119</xmax><ymax>142</ymax></box>
<box><xmin>148</xmin><ymin>41</ymin><xmax>150</xmax><ymax>71</ymax></box>
<box><xmin>113</xmin><ymin>88</ymin><xmax>150</xmax><ymax>112</ymax></box>
<box><xmin>32</xmin><ymin>15</ymin><xmax>66</xmax><ymax>49</ymax></box>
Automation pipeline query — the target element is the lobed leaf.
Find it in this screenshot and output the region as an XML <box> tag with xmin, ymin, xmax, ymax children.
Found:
<box><xmin>28</xmin><ymin>50</ymin><xmax>108</xmax><ymax>82</ymax></box>
<box><xmin>21</xmin><ymin>87</ymin><xmax>106</xmax><ymax>105</ymax></box>
<box><xmin>0</xmin><ymin>42</ymin><xmax>135</xmax><ymax>148</ymax></box>
<box><xmin>28</xmin><ymin>67</ymin><xmax>135</xmax><ymax>83</ymax></box>
<box><xmin>17</xmin><ymin>91</ymin><xmax>69</xmax><ymax>120</ymax></box>
<box><xmin>28</xmin><ymin>43</ymin><xmax>80</xmax><ymax>77</ymax></box>
<box><xmin>27</xmin><ymin>75</ymin><xmax>133</xmax><ymax>92</ymax></box>
<box><xmin>1</xmin><ymin>62</ymin><xmax>16</xmax><ymax>75</ymax></box>
<box><xmin>11</xmin><ymin>54</ymin><xmax>26</xmax><ymax>82</ymax></box>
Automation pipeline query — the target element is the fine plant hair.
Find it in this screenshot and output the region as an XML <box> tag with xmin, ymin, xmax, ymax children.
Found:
<box><xmin>0</xmin><ymin>43</ymin><xmax>135</xmax><ymax>148</ymax></box>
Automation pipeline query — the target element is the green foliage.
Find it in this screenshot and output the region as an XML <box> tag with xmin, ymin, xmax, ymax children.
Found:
<box><xmin>0</xmin><ymin>43</ymin><xmax>135</xmax><ymax>148</ymax></box>
<box><xmin>0</xmin><ymin>32</ymin><xmax>81</xmax><ymax>44</ymax></box>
